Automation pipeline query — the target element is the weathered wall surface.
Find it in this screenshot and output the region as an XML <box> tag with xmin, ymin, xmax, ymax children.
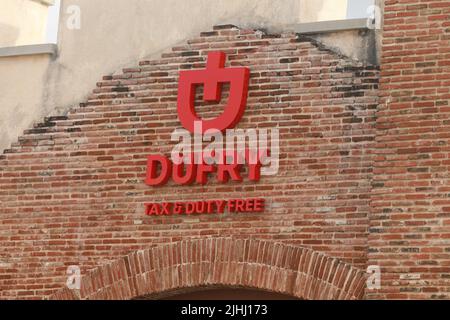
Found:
<box><xmin>0</xmin><ymin>25</ymin><xmax>378</xmax><ymax>299</ymax></box>
<box><xmin>0</xmin><ymin>54</ymin><xmax>52</xmax><ymax>154</ymax></box>
<box><xmin>306</xmin><ymin>29</ymin><xmax>378</xmax><ymax>65</ymax></box>
<box><xmin>0</xmin><ymin>0</ymin><xmax>356</xmax><ymax>153</ymax></box>
<box><xmin>370</xmin><ymin>0</ymin><xmax>450</xmax><ymax>299</ymax></box>
<box><xmin>43</xmin><ymin>0</ymin><xmax>350</xmax><ymax>121</ymax></box>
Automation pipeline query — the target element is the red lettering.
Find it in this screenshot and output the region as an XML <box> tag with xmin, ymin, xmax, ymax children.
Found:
<box><xmin>254</xmin><ymin>198</ymin><xmax>265</xmax><ymax>212</ymax></box>
<box><xmin>173</xmin><ymin>162</ymin><xmax>197</xmax><ymax>185</ymax></box>
<box><xmin>235</xmin><ymin>199</ymin><xmax>245</xmax><ymax>212</ymax></box>
<box><xmin>174</xmin><ymin>203</ymin><xmax>183</xmax><ymax>214</ymax></box>
<box><xmin>227</xmin><ymin>200</ymin><xmax>236</xmax><ymax>212</ymax></box>
<box><xmin>195</xmin><ymin>202</ymin><xmax>206</xmax><ymax>214</ymax></box>
<box><xmin>177</xmin><ymin>52</ymin><xmax>250</xmax><ymax>134</ymax></box>
<box><xmin>161</xmin><ymin>203</ymin><xmax>171</xmax><ymax>215</ymax></box>
<box><xmin>196</xmin><ymin>160</ymin><xmax>217</xmax><ymax>185</ymax></box>
<box><xmin>186</xmin><ymin>202</ymin><xmax>195</xmax><ymax>215</ymax></box>
<box><xmin>146</xmin><ymin>199</ymin><xmax>265</xmax><ymax>216</ymax></box>
<box><xmin>146</xmin><ymin>155</ymin><xmax>171</xmax><ymax>186</ymax></box>
<box><xmin>217</xmin><ymin>153</ymin><xmax>242</xmax><ymax>183</ymax></box>
<box><xmin>145</xmin><ymin>203</ymin><xmax>161</xmax><ymax>216</ymax></box>
<box><xmin>215</xmin><ymin>200</ymin><xmax>226</xmax><ymax>214</ymax></box>
<box><xmin>246</xmin><ymin>149</ymin><xmax>263</xmax><ymax>182</ymax></box>
<box><xmin>206</xmin><ymin>201</ymin><xmax>215</xmax><ymax>214</ymax></box>
<box><xmin>145</xmin><ymin>149</ymin><xmax>265</xmax><ymax>187</ymax></box>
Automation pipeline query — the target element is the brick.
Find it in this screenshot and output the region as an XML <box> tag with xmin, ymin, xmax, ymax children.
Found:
<box><xmin>368</xmin><ymin>0</ymin><xmax>450</xmax><ymax>300</ymax></box>
<box><xmin>0</xmin><ymin>26</ymin><xmax>380</xmax><ymax>300</ymax></box>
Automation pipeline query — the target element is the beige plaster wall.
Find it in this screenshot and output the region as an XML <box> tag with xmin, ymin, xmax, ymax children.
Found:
<box><xmin>0</xmin><ymin>54</ymin><xmax>52</xmax><ymax>150</ymax></box>
<box><xmin>0</xmin><ymin>0</ymin><xmax>352</xmax><ymax>152</ymax></box>
<box><xmin>300</xmin><ymin>0</ymin><xmax>349</xmax><ymax>23</ymax></box>
<box><xmin>0</xmin><ymin>0</ymin><xmax>54</xmax><ymax>47</ymax></box>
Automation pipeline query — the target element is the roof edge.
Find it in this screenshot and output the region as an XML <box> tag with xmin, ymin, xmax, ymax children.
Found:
<box><xmin>0</xmin><ymin>44</ymin><xmax>57</xmax><ymax>58</ymax></box>
<box><xmin>291</xmin><ymin>18</ymin><xmax>370</xmax><ymax>35</ymax></box>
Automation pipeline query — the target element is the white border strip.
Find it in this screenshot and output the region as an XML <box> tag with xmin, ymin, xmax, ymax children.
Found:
<box><xmin>0</xmin><ymin>44</ymin><xmax>57</xmax><ymax>58</ymax></box>
<box><xmin>292</xmin><ymin>18</ymin><xmax>369</xmax><ymax>34</ymax></box>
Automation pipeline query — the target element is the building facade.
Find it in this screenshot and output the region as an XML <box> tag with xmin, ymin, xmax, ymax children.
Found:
<box><xmin>0</xmin><ymin>0</ymin><xmax>449</xmax><ymax>300</ymax></box>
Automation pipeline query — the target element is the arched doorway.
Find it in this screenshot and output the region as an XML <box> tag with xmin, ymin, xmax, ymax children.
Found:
<box><xmin>49</xmin><ymin>238</ymin><xmax>366</xmax><ymax>300</ymax></box>
<box><xmin>139</xmin><ymin>286</ymin><xmax>300</xmax><ymax>300</ymax></box>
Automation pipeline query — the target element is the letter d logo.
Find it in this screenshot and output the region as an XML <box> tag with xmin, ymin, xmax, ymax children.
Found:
<box><xmin>177</xmin><ymin>52</ymin><xmax>250</xmax><ymax>134</ymax></box>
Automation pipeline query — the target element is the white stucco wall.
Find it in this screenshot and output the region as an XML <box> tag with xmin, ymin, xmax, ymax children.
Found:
<box><xmin>0</xmin><ymin>54</ymin><xmax>52</xmax><ymax>149</ymax></box>
<box><xmin>300</xmin><ymin>0</ymin><xmax>349</xmax><ymax>22</ymax></box>
<box><xmin>0</xmin><ymin>0</ymin><xmax>352</xmax><ymax>152</ymax></box>
<box><xmin>0</xmin><ymin>0</ymin><xmax>54</xmax><ymax>47</ymax></box>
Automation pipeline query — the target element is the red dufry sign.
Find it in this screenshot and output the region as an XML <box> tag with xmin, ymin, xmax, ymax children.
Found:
<box><xmin>144</xmin><ymin>52</ymin><xmax>267</xmax><ymax>216</ymax></box>
<box><xmin>177</xmin><ymin>51</ymin><xmax>250</xmax><ymax>134</ymax></box>
<box><xmin>145</xmin><ymin>149</ymin><xmax>265</xmax><ymax>186</ymax></box>
<box><xmin>145</xmin><ymin>51</ymin><xmax>260</xmax><ymax>187</ymax></box>
<box><xmin>145</xmin><ymin>199</ymin><xmax>265</xmax><ymax>216</ymax></box>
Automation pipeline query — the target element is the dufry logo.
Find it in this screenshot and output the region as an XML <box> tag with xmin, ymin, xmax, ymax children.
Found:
<box><xmin>145</xmin><ymin>51</ymin><xmax>279</xmax><ymax>188</ymax></box>
<box><xmin>177</xmin><ymin>51</ymin><xmax>250</xmax><ymax>133</ymax></box>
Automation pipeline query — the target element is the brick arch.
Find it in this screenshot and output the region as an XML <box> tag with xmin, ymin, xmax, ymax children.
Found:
<box><xmin>49</xmin><ymin>238</ymin><xmax>366</xmax><ymax>300</ymax></box>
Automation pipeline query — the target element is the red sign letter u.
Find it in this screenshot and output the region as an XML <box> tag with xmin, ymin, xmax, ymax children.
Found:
<box><xmin>177</xmin><ymin>51</ymin><xmax>250</xmax><ymax>134</ymax></box>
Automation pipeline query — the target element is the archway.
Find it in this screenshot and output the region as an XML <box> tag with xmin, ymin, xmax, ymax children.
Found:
<box><xmin>49</xmin><ymin>238</ymin><xmax>366</xmax><ymax>300</ymax></box>
<box><xmin>152</xmin><ymin>287</ymin><xmax>300</xmax><ymax>300</ymax></box>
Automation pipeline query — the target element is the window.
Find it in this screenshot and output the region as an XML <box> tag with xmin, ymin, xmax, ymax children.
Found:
<box><xmin>45</xmin><ymin>0</ymin><xmax>61</xmax><ymax>44</ymax></box>
<box><xmin>347</xmin><ymin>0</ymin><xmax>375</xmax><ymax>19</ymax></box>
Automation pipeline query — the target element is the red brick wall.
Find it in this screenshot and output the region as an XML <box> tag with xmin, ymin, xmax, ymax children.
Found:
<box><xmin>369</xmin><ymin>0</ymin><xmax>450</xmax><ymax>299</ymax></box>
<box><xmin>0</xmin><ymin>26</ymin><xmax>379</xmax><ymax>299</ymax></box>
